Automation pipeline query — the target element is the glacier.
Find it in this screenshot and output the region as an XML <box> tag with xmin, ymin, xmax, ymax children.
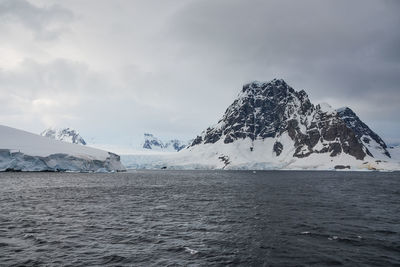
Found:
<box><xmin>121</xmin><ymin>138</ymin><xmax>400</xmax><ymax>171</ymax></box>
<box><xmin>0</xmin><ymin>125</ymin><xmax>125</xmax><ymax>172</ymax></box>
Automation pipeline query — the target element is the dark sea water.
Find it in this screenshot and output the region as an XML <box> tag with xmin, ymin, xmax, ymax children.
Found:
<box><xmin>0</xmin><ymin>170</ymin><xmax>399</xmax><ymax>266</ymax></box>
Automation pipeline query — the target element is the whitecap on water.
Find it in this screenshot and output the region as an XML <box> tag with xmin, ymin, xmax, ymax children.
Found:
<box><xmin>328</xmin><ymin>236</ymin><xmax>339</xmax><ymax>240</ymax></box>
<box><xmin>184</xmin><ymin>247</ymin><xmax>198</xmax><ymax>255</ymax></box>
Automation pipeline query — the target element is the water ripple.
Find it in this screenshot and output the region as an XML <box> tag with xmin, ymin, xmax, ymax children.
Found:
<box><xmin>0</xmin><ymin>170</ymin><xmax>399</xmax><ymax>266</ymax></box>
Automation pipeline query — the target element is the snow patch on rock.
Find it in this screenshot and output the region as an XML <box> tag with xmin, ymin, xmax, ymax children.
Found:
<box><xmin>41</xmin><ymin>127</ymin><xmax>87</xmax><ymax>145</ymax></box>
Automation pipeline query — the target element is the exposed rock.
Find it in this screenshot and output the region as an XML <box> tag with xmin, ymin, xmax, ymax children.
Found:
<box><xmin>273</xmin><ymin>141</ymin><xmax>283</xmax><ymax>156</ymax></box>
<box><xmin>334</xmin><ymin>165</ymin><xmax>351</xmax><ymax>169</ymax></box>
<box><xmin>41</xmin><ymin>127</ymin><xmax>87</xmax><ymax>145</ymax></box>
<box><xmin>143</xmin><ymin>133</ymin><xmax>164</xmax><ymax>149</ymax></box>
<box><xmin>142</xmin><ymin>133</ymin><xmax>188</xmax><ymax>152</ymax></box>
<box><xmin>189</xmin><ymin>79</ymin><xmax>389</xmax><ymax>161</ymax></box>
<box><xmin>218</xmin><ymin>155</ymin><xmax>230</xmax><ymax>168</ymax></box>
<box><xmin>337</xmin><ymin>107</ymin><xmax>391</xmax><ymax>158</ymax></box>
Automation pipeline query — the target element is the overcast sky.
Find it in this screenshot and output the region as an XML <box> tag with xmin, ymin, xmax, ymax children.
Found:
<box><xmin>1</xmin><ymin>0</ymin><xmax>399</xmax><ymax>147</ymax></box>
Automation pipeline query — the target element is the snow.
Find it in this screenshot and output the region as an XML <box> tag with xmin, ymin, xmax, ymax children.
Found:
<box><xmin>142</xmin><ymin>133</ymin><xmax>188</xmax><ymax>152</ymax></box>
<box><xmin>336</xmin><ymin>106</ymin><xmax>348</xmax><ymax>113</ymax></box>
<box><xmin>121</xmin><ymin>135</ymin><xmax>400</xmax><ymax>171</ymax></box>
<box><xmin>120</xmin><ymin>79</ymin><xmax>399</xmax><ymax>171</ymax></box>
<box><xmin>40</xmin><ymin>127</ymin><xmax>86</xmax><ymax>145</ymax></box>
<box><xmin>0</xmin><ymin>125</ymin><xmax>125</xmax><ymax>172</ymax></box>
<box><xmin>360</xmin><ymin>135</ymin><xmax>389</xmax><ymax>159</ymax></box>
<box><xmin>318</xmin><ymin>103</ymin><xmax>336</xmax><ymax>115</ymax></box>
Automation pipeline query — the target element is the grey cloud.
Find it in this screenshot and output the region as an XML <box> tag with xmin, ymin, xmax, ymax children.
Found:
<box><xmin>1</xmin><ymin>0</ymin><xmax>399</xmax><ymax>146</ymax></box>
<box><xmin>0</xmin><ymin>58</ymin><xmax>201</xmax><ymax>145</ymax></box>
<box><xmin>162</xmin><ymin>0</ymin><xmax>400</xmax><ymax>142</ymax></box>
<box><xmin>0</xmin><ymin>0</ymin><xmax>74</xmax><ymax>40</ymax></box>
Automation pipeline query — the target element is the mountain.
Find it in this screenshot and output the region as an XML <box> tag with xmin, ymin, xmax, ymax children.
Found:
<box><xmin>154</xmin><ymin>79</ymin><xmax>398</xmax><ymax>170</ymax></box>
<box><xmin>165</xmin><ymin>139</ymin><xmax>187</xmax><ymax>152</ymax></box>
<box><xmin>143</xmin><ymin>133</ymin><xmax>165</xmax><ymax>150</ymax></box>
<box><xmin>0</xmin><ymin>125</ymin><xmax>125</xmax><ymax>172</ymax></box>
<box><xmin>142</xmin><ymin>133</ymin><xmax>187</xmax><ymax>152</ymax></box>
<box><xmin>40</xmin><ymin>127</ymin><xmax>87</xmax><ymax>145</ymax></box>
<box><xmin>336</xmin><ymin>107</ymin><xmax>391</xmax><ymax>158</ymax></box>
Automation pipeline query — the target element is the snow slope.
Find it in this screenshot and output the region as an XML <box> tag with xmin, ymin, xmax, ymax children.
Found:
<box><xmin>166</xmin><ymin>137</ymin><xmax>400</xmax><ymax>170</ymax></box>
<box><xmin>122</xmin><ymin>137</ymin><xmax>400</xmax><ymax>171</ymax></box>
<box><xmin>0</xmin><ymin>125</ymin><xmax>125</xmax><ymax>172</ymax></box>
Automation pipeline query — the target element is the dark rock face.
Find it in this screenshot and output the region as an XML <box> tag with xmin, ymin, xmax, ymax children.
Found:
<box><xmin>337</xmin><ymin>107</ymin><xmax>391</xmax><ymax>158</ymax></box>
<box><xmin>219</xmin><ymin>80</ymin><xmax>315</xmax><ymax>143</ymax></box>
<box><xmin>287</xmin><ymin>107</ymin><xmax>366</xmax><ymax>160</ymax></box>
<box><xmin>334</xmin><ymin>165</ymin><xmax>351</xmax><ymax>169</ymax></box>
<box><xmin>218</xmin><ymin>155</ymin><xmax>230</xmax><ymax>168</ymax></box>
<box><xmin>273</xmin><ymin>141</ymin><xmax>283</xmax><ymax>156</ymax></box>
<box><xmin>190</xmin><ymin>79</ymin><xmax>389</xmax><ymax>161</ymax></box>
<box><xmin>191</xmin><ymin>136</ymin><xmax>203</xmax><ymax>146</ymax></box>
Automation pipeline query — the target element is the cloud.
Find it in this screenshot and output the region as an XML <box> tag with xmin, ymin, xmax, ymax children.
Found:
<box><xmin>0</xmin><ymin>0</ymin><xmax>399</xmax><ymax>145</ymax></box>
<box><xmin>0</xmin><ymin>0</ymin><xmax>74</xmax><ymax>40</ymax></box>
<box><xmin>163</xmin><ymin>0</ymin><xmax>400</xmax><ymax>139</ymax></box>
<box><xmin>0</xmin><ymin>58</ymin><xmax>205</xmax><ymax>145</ymax></box>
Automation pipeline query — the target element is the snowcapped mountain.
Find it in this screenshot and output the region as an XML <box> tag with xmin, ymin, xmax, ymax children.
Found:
<box><xmin>0</xmin><ymin>125</ymin><xmax>125</xmax><ymax>172</ymax></box>
<box><xmin>143</xmin><ymin>79</ymin><xmax>398</xmax><ymax>170</ymax></box>
<box><xmin>165</xmin><ymin>139</ymin><xmax>187</xmax><ymax>152</ymax></box>
<box><xmin>143</xmin><ymin>133</ymin><xmax>164</xmax><ymax>150</ymax></box>
<box><xmin>142</xmin><ymin>133</ymin><xmax>187</xmax><ymax>152</ymax></box>
<box><xmin>40</xmin><ymin>127</ymin><xmax>87</xmax><ymax>145</ymax></box>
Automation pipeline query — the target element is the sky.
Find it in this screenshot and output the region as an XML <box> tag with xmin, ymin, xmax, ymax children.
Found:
<box><xmin>0</xmin><ymin>0</ymin><xmax>399</xmax><ymax>148</ymax></box>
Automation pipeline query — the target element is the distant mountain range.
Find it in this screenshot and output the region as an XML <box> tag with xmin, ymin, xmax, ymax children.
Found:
<box><xmin>124</xmin><ymin>79</ymin><xmax>399</xmax><ymax>170</ymax></box>
<box><xmin>40</xmin><ymin>128</ymin><xmax>87</xmax><ymax>145</ymax></box>
<box><xmin>142</xmin><ymin>133</ymin><xmax>188</xmax><ymax>152</ymax></box>
<box><xmin>40</xmin><ymin>128</ymin><xmax>188</xmax><ymax>153</ymax></box>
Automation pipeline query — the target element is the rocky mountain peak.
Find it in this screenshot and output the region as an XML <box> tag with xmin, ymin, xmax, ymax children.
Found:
<box><xmin>40</xmin><ymin>127</ymin><xmax>86</xmax><ymax>145</ymax></box>
<box><xmin>190</xmin><ymin>79</ymin><xmax>390</xmax><ymax>162</ymax></box>
<box><xmin>242</xmin><ymin>79</ymin><xmax>290</xmax><ymax>92</ymax></box>
<box><xmin>191</xmin><ymin>79</ymin><xmax>314</xmax><ymax>145</ymax></box>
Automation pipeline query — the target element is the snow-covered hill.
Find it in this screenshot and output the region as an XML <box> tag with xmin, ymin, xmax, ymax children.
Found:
<box><xmin>41</xmin><ymin>127</ymin><xmax>87</xmax><ymax>145</ymax></box>
<box><xmin>123</xmin><ymin>79</ymin><xmax>399</xmax><ymax>170</ymax></box>
<box><xmin>142</xmin><ymin>133</ymin><xmax>187</xmax><ymax>152</ymax></box>
<box><xmin>0</xmin><ymin>125</ymin><xmax>125</xmax><ymax>172</ymax></box>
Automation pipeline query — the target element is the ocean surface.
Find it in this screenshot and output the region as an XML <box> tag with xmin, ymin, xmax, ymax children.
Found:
<box><xmin>0</xmin><ymin>170</ymin><xmax>399</xmax><ymax>266</ymax></box>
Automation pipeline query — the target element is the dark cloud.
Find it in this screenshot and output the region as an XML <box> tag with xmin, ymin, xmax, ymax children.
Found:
<box><xmin>163</xmin><ymin>0</ymin><xmax>400</xmax><ymax>142</ymax></box>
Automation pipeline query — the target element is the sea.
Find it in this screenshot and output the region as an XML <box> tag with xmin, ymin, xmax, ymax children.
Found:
<box><xmin>0</xmin><ymin>170</ymin><xmax>399</xmax><ymax>266</ymax></box>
